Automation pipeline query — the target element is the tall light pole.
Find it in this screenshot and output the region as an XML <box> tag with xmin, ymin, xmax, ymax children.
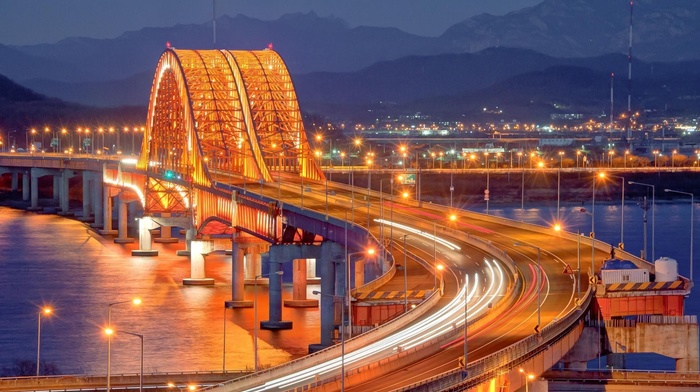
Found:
<box><xmin>462</xmin><ymin>271</ymin><xmax>469</xmax><ymax>372</ymax></box>
<box><xmin>519</xmin><ymin>369</ymin><xmax>535</xmax><ymax>392</ymax></box>
<box><xmin>601</xmin><ymin>173</ymin><xmax>626</xmax><ymax>248</ymax></box>
<box><xmin>579</xmin><ymin>208</ymin><xmax>596</xmax><ymax>274</ymax></box>
<box><xmin>557</xmin><ymin>168</ymin><xmax>561</xmax><ymax>222</ymax></box>
<box><xmin>36</xmin><ymin>307</ymin><xmax>52</xmax><ymax>376</ymax></box>
<box><xmin>312</xmin><ymin>290</ymin><xmax>346</xmax><ymax>392</ymax></box>
<box><xmin>485</xmin><ymin>152</ymin><xmax>490</xmax><ymax>214</ymax></box>
<box><xmin>665</xmin><ymin>189</ymin><xmax>693</xmax><ymax>281</ymax></box>
<box><xmin>106</xmin><ymin>329</ymin><xmax>143</xmax><ymax>392</ymax></box>
<box><xmin>514</xmin><ymin>242</ymin><xmax>541</xmax><ymax>332</ymax></box>
<box><xmin>400</xmin><ymin>234</ymin><xmax>411</xmax><ymax>312</ymax></box>
<box><xmin>107</xmin><ymin>298</ymin><xmax>141</xmax><ymax>392</ymax></box>
<box><xmin>629</xmin><ymin>181</ymin><xmax>655</xmax><ymax>261</ymax></box>
<box><xmin>254</xmin><ymin>271</ymin><xmax>283</xmax><ymax>372</ymax></box>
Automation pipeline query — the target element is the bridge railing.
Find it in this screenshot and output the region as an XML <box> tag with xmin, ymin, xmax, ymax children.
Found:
<box><xmin>287</xmin><ymin>228</ymin><xmax>524</xmax><ymax>392</ymax></box>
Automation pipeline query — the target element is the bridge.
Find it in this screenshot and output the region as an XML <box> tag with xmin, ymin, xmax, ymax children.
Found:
<box><xmin>0</xmin><ymin>48</ymin><xmax>696</xmax><ymax>392</ymax></box>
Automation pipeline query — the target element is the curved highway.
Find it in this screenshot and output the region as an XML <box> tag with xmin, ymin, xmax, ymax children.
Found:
<box><xmin>202</xmin><ymin>174</ymin><xmax>590</xmax><ymax>392</ymax></box>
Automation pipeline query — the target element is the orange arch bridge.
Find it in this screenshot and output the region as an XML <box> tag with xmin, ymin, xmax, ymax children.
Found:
<box><xmin>126</xmin><ymin>48</ymin><xmax>325</xmax><ymax>236</ymax></box>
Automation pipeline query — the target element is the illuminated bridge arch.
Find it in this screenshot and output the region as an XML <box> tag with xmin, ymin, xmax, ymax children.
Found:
<box><xmin>137</xmin><ymin>48</ymin><xmax>323</xmax><ymax>215</ymax></box>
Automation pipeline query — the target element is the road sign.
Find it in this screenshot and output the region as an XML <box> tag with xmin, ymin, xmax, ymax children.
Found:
<box><xmin>563</xmin><ymin>264</ymin><xmax>573</xmax><ymax>274</ymax></box>
<box><xmin>484</xmin><ymin>189</ymin><xmax>490</xmax><ymax>201</ymax></box>
<box><xmin>399</xmin><ymin>173</ymin><xmax>416</xmax><ymax>185</ymax></box>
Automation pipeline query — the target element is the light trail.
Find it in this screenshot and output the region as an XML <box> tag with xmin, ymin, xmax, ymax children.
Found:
<box><xmin>374</xmin><ymin>219</ymin><xmax>462</xmax><ymax>251</ymax></box>
<box><xmin>241</xmin><ymin>259</ymin><xmax>507</xmax><ymax>391</ymax></box>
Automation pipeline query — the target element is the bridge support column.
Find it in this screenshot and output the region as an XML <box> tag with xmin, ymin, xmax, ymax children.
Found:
<box><xmin>153</xmin><ymin>213</ymin><xmax>178</xmax><ymax>243</ymax></box>
<box><xmin>99</xmin><ymin>187</ymin><xmax>117</xmax><ymax>235</ymax></box>
<box><xmin>284</xmin><ymin>258</ymin><xmax>318</xmax><ymax>308</ymax></box>
<box><xmin>52</xmin><ymin>175</ymin><xmax>60</xmax><ymax>202</ymax></box>
<box><xmin>114</xmin><ymin>195</ymin><xmax>134</xmax><ymax>244</ymax></box>
<box><xmin>225</xmin><ymin>232</ymin><xmax>253</xmax><ymax>307</ymax></box>
<box><xmin>28</xmin><ymin>168</ymin><xmax>43</xmax><ymax>211</ymax></box>
<box><xmin>261</xmin><ymin>246</ymin><xmax>293</xmax><ymax>330</ymax></box>
<box><xmin>21</xmin><ymin>171</ymin><xmax>29</xmax><ymax>201</ymax></box>
<box><xmin>176</xmin><ymin>228</ymin><xmax>195</xmax><ymax>256</ymax></box>
<box><xmin>57</xmin><ymin>169</ymin><xmax>75</xmax><ymax>216</ymax></box>
<box><xmin>244</xmin><ymin>249</ymin><xmax>263</xmax><ymax>281</ymax></box>
<box><xmin>11</xmin><ymin>172</ymin><xmax>18</xmax><ymax>192</ymax></box>
<box><xmin>132</xmin><ymin>216</ymin><xmax>158</xmax><ymax>256</ymax></box>
<box><xmin>183</xmin><ymin>240</ymin><xmax>215</xmax><ymax>285</ymax></box>
<box><xmin>309</xmin><ymin>241</ymin><xmax>344</xmax><ymax>351</ymax></box>
<box><xmin>80</xmin><ymin>171</ymin><xmax>92</xmax><ymax>222</ymax></box>
<box><xmin>90</xmin><ymin>172</ymin><xmax>103</xmax><ymax>228</ymax></box>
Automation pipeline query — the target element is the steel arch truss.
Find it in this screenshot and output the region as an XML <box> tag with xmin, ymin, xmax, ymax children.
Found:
<box><xmin>138</xmin><ymin>48</ymin><xmax>324</xmax><ymax>220</ymax></box>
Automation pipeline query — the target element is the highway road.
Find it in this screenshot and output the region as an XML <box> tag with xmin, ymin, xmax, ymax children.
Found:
<box><xmin>204</xmin><ymin>174</ymin><xmax>589</xmax><ymax>392</ymax></box>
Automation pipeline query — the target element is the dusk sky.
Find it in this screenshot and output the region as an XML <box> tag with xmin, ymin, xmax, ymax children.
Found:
<box><xmin>0</xmin><ymin>0</ymin><xmax>543</xmax><ymax>46</ymax></box>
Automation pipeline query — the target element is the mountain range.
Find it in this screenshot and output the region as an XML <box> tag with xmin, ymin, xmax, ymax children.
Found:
<box><xmin>1</xmin><ymin>0</ymin><xmax>699</xmax><ymax>125</ymax></box>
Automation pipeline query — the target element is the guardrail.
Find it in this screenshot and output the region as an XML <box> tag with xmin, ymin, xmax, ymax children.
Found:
<box><xmin>290</xmin><ymin>231</ymin><xmax>523</xmax><ymax>392</ymax></box>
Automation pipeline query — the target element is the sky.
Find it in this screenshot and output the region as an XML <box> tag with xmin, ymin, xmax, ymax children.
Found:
<box><xmin>0</xmin><ymin>0</ymin><xmax>543</xmax><ymax>46</ymax></box>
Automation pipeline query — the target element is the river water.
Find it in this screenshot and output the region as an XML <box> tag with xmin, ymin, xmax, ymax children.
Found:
<box><xmin>0</xmin><ymin>200</ymin><xmax>696</xmax><ymax>375</ymax></box>
<box><xmin>0</xmin><ymin>206</ymin><xmax>321</xmax><ymax>375</ymax></box>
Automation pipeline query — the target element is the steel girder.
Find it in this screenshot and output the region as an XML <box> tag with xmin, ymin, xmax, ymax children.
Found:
<box><xmin>138</xmin><ymin>48</ymin><xmax>323</xmax><ymax>220</ymax></box>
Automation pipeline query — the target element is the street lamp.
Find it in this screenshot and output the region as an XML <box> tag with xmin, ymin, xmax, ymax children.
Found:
<box><xmin>672</xmin><ymin>150</ymin><xmax>677</xmax><ymax>168</ymax></box>
<box><xmin>629</xmin><ymin>181</ymin><xmax>655</xmax><ymax>262</ymax></box>
<box><xmin>579</xmin><ymin>208</ymin><xmax>596</xmax><ymax>275</ymax></box>
<box><xmin>600</xmin><ymin>173</ymin><xmax>626</xmax><ymax>249</ymax></box>
<box><xmin>519</xmin><ymin>368</ymin><xmax>535</xmax><ymax>392</ymax></box>
<box><xmin>105</xmin><ymin>329</ymin><xmax>143</xmax><ymax>392</ymax></box>
<box><xmin>254</xmin><ymin>271</ymin><xmax>284</xmax><ymax>372</ymax></box>
<box><xmin>513</xmin><ymin>242</ymin><xmax>541</xmax><ymax>333</ymax></box>
<box><xmin>312</xmin><ymin>290</ymin><xmax>346</xmax><ymax>392</ymax></box>
<box><xmin>36</xmin><ymin>307</ymin><xmax>52</xmax><ymax>376</ymax></box>
<box><xmin>398</xmin><ymin>234</ymin><xmax>411</xmax><ymax>312</ymax></box>
<box><xmin>484</xmin><ymin>152</ymin><xmax>490</xmax><ymax>214</ymax></box>
<box><xmin>665</xmin><ymin>189</ymin><xmax>693</xmax><ymax>281</ymax></box>
<box><xmin>107</xmin><ymin>298</ymin><xmax>142</xmax><ymax>392</ymax></box>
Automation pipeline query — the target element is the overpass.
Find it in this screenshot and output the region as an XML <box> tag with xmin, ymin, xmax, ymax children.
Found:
<box><xmin>0</xmin><ymin>48</ymin><xmax>695</xmax><ymax>392</ymax></box>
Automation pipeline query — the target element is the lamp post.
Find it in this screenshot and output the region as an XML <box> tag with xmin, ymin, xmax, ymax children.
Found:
<box><xmin>36</xmin><ymin>307</ymin><xmax>52</xmax><ymax>376</ymax></box>
<box><xmin>107</xmin><ymin>298</ymin><xmax>141</xmax><ymax>392</ymax></box>
<box><xmin>601</xmin><ymin>173</ymin><xmax>626</xmax><ymax>248</ymax></box>
<box><xmin>672</xmin><ymin>150</ymin><xmax>677</xmax><ymax>168</ymax></box>
<box><xmin>222</xmin><ymin>303</ymin><xmax>232</xmax><ymax>373</ymax></box>
<box><xmin>106</xmin><ymin>329</ymin><xmax>143</xmax><ymax>392</ymax></box>
<box><xmin>254</xmin><ymin>271</ymin><xmax>284</xmax><ymax>372</ymax></box>
<box><xmin>629</xmin><ymin>181</ymin><xmax>655</xmax><ymax>262</ymax></box>
<box><xmin>519</xmin><ymin>368</ymin><xmax>535</xmax><ymax>392</ymax></box>
<box><xmin>514</xmin><ymin>242</ymin><xmax>541</xmax><ymax>332</ymax></box>
<box><xmin>665</xmin><ymin>189</ymin><xmax>693</xmax><ymax>281</ymax></box>
<box><xmin>400</xmin><ymin>234</ymin><xmax>411</xmax><ymax>312</ymax></box>
<box><xmin>312</xmin><ymin>290</ymin><xmax>346</xmax><ymax>392</ymax></box>
<box><xmin>579</xmin><ymin>208</ymin><xmax>596</xmax><ymax>274</ymax></box>
<box><xmin>484</xmin><ymin>152</ymin><xmax>490</xmax><ymax>214</ymax></box>
<box><xmin>557</xmin><ymin>168</ymin><xmax>561</xmax><ymax>222</ymax></box>
<box><xmin>462</xmin><ymin>270</ymin><xmax>469</xmax><ymax>372</ymax></box>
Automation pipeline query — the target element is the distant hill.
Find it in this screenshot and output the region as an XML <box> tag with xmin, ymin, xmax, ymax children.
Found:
<box><xmin>0</xmin><ymin>74</ymin><xmax>145</xmax><ymax>136</ymax></box>
<box><xmin>14</xmin><ymin>47</ymin><xmax>700</xmax><ymax>124</ymax></box>
<box><xmin>3</xmin><ymin>0</ymin><xmax>700</xmax><ymax>88</ymax></box>
<box><xmin>438</xmin><ymin>0</ymin><xmax>700</xmax><ymax>61</ymax></box>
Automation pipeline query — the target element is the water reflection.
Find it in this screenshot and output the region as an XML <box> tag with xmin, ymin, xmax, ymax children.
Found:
<box><xmin>0</xmin><ymin>207</ymin><xmax>321</xmax><ymax>374</ymax></box>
